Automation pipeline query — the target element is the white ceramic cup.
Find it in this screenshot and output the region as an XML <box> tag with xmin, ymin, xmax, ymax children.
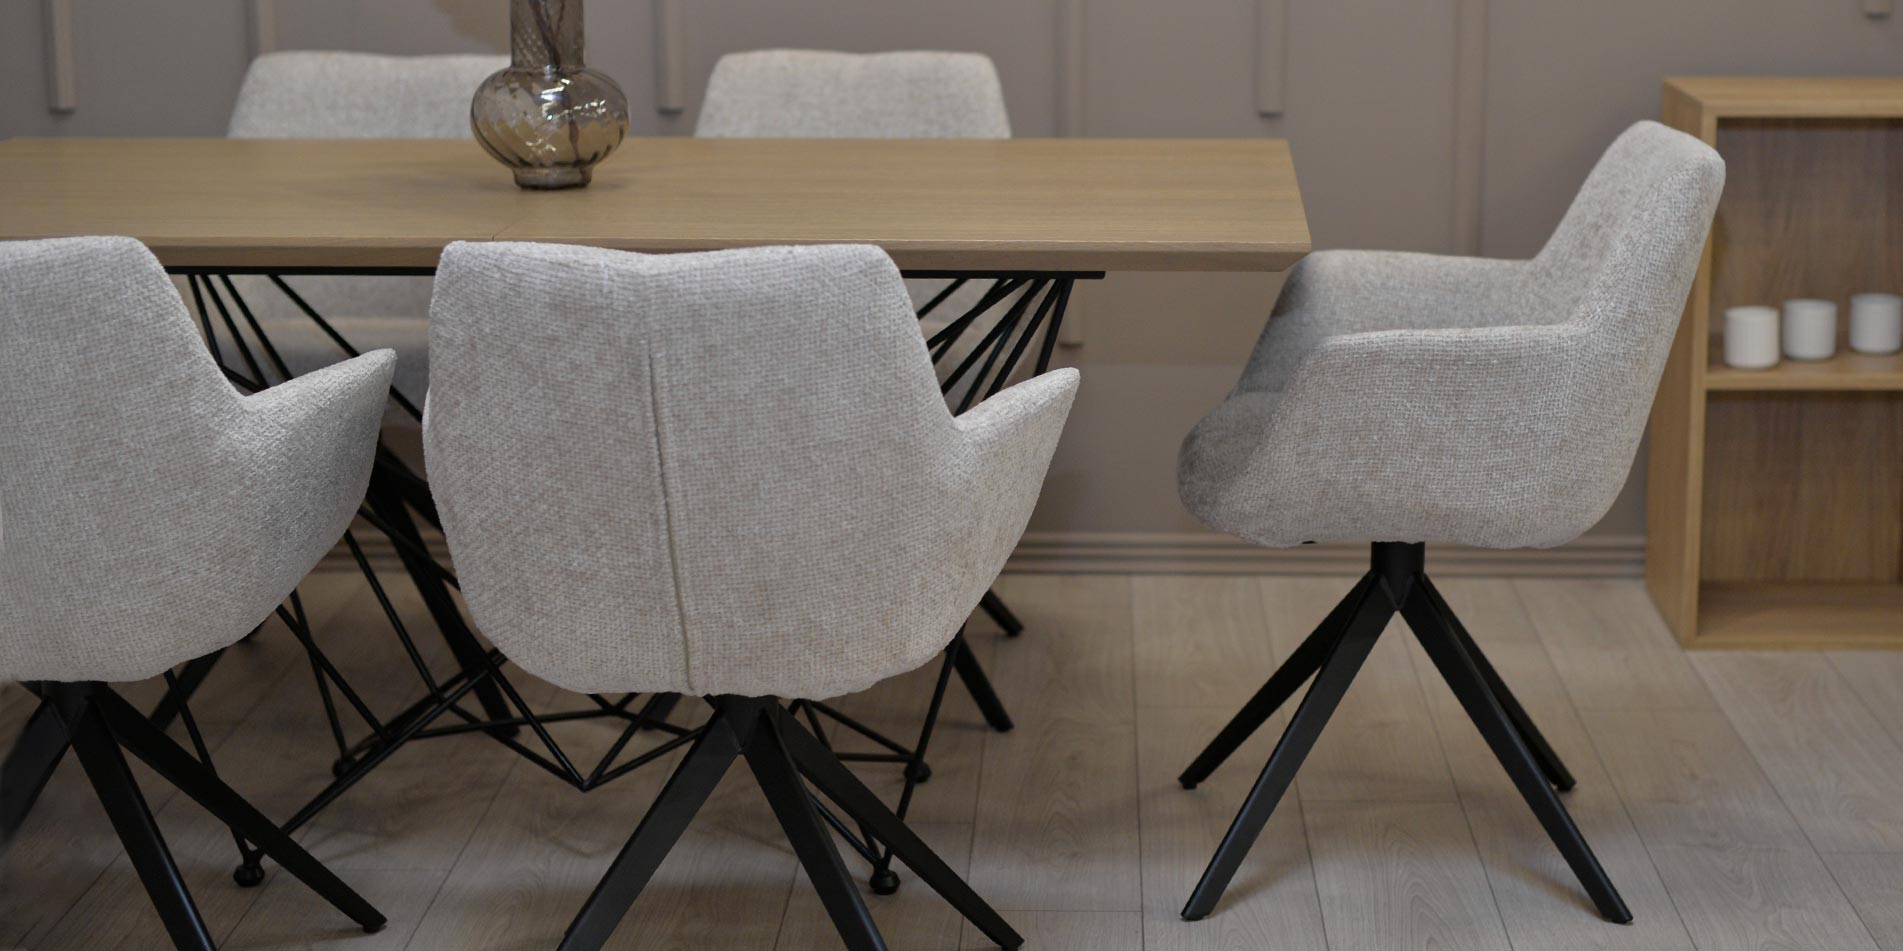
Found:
<box><xmin>1782</xmin><ymin>298</ymin><xmax>1837</xmax><ymax>361</ymax></box>
<box><xmin>1723</xmin><ymin>306</ymin><xmax>1780</xmax><ymax>370</ymax></box>
<box><xmin>1849</xmin><ymin>293</ymin><xmax>1903</xmax><ymax>355</ymax></box>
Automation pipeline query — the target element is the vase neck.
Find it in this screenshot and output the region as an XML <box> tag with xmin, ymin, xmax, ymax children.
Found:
<box><xmin>511</xmin><ymin>0</ymin><xmax>584</xmax><ymax>69</ymax></box>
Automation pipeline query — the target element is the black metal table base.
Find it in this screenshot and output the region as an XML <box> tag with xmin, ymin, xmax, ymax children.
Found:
<box><xmin>1176</xmin><ymin>542</ymin><xmax>1631</xmax><ymax>924</ymax></box>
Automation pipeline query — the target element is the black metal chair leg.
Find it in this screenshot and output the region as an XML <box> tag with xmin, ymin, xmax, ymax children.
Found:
<box><xmin>640</xmin><ymin>693</ymin><xmax>681</xmax><ymax>729</ymax></box>
<box><xmin>1419</xmin><ymin>576</ymin><xmax>1576</xmax><ymax>791</ymax></box>
<box><xmin>557</xmin><ymin>711</ymin><xmax>743</xmax><ymax>951</ymax></box>
<box><xmin>779</xmin><ymin>706</ymin><xmax>1024</xmax><ymax>950</ymax></box>
<box><xmin>980</xmin><ymin>589</ymin><xmax>1024</xmax><ymax>637</ymax></box>
<box><xmin>148</xmin><ymin>648</ymin><xmax>226</xmax><ymax>732</ymax></box>
<box><xmin>1399</xmin><ymin>585</ymin><xmax>1632</xmax><ymax>924</ymax></box>
<box><xmin>952</xmin><ymin>635</ymin><xmax>1013</xmax><ymax>732</ymax></box>
<box><xmin>1</xmin><ymin>698</ymin><xmax>70</xmax><ymax>851</ymax></box>
<box><xmin>1182</xmin><ymin>582</ymin><xmax>1392</xmax><ymax>921</ymax></box>
<box><xmin>1178</xmin><ymin>573</ymin><xmax>1376</xmax><ymax>789</ymax></box>
<box><xmin>92</xmin><ymin>690</ymin><xmax>386</xmax><ymax>934</ymax></box>
<box><xmin>59</xmin><ymin>693</ymin><xmax>218</xmax><ymax>951</ymax></box>
<box><xmin>743</xmin><ymin>707</ymin><xmax>889</xmax><ymax>951</ymax></box>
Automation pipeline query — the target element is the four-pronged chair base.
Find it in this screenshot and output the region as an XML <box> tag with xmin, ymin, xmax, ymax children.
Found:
<box><xmin>2</xmin><ymin>682</ymin><xmax>385</xmax><ymax>951</ymax></box>
<box><xmin>1176</xmin><ymin>542</ymin><xmax>1631</xmax><ymax>925</ymax></box>
<box><xmin>557</xmin><ymin>696</ymin><xmax>1023</xmax><ymax>951</ymax></box>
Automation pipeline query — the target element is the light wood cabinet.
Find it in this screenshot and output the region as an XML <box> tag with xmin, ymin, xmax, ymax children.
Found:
<box><xmin>1648</xmin><ymin>77</ymin><xmax>1903</xmax><ymax>648</ymax></box>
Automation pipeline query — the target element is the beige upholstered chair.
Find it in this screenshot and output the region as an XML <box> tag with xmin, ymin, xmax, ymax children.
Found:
<box><xmin>693</xmin><ymin>50</ymin><xmax>1033</xmax><ymax>767</ymax></box>
<box><xmin>696</xmin><ymin>49</ymin><xmax>1017</xmax><ymax>403</ymax></box>
<box><xmin>221</xmin><ymin>51</ymin><xmax>506</xmax><ymax>415</ymax></box>
<box><xmin>1174</xmin><ymin>121</ymin><xmax>1724</xmax><ymax>922</ymax></box>
<box><xmin>0</xmin><ymin>236</ymin><xmax>395</xmax><ymax>950</ymax></box>
<box><xmin>423</xmin><ymin>240</ymin><xmax>1076</xmax><ymax>950</ymax></box>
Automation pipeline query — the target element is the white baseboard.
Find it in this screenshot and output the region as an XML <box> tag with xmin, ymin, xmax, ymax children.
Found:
<box><xmin>322</xmin><ymin>529</ymin><xmax>1645</xmax><ymax>579</ymax></box>
<box><xmin>1002</xmin><ymin>531</ymin><xmax>1645</xmax><ymax>577</ymax></box>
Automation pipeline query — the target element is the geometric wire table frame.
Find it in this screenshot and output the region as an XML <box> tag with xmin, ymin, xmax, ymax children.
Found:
<box><xmin>150</xmin><ymin>263</ymin><xmax>1101</xmax><ymax>891</ymax></box>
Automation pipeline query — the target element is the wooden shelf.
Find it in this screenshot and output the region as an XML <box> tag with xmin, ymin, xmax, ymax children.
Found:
<box><xmin>1706</xmin><ymin>348</ymin><xmax>1903</xmax><ymax>391</ymax></box>
<box><xmin>1665</xmin><ymin>77</ymin><xmax>1903</xmax><ymax>120</ymax></box>
<box><xmin>1697</xmin><ymin>582</ymin><xmax>1903</xmax><ymax>649</ymax></box>
<box><xmin>1646</xmin><ymin>77</ymin><xmax>1903</xmax><ymax>649</ymax></box>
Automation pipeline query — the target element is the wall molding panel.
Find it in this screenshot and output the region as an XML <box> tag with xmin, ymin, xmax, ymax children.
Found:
<box><xmin>248</xmin><ymin>0</ymin><xmax>279</xmax><ymax>57</ymax></box>
<box><xmin>1055</xmin><ymin>0</ymin><xmax>1085</xmax><ymax>137</ymax></box>
<box><xmin>1452</xmin><ymin>0</ymin><xmax>1488</xmax><ymax>253</ymax></box>
<box><xmin>1254</xmin><ymin>0</ymin><xmax>1286</xmax><ymax>116</ymax></box>
<box><xmin>653</xmin><ymin>0</ymin><xmax>686</xmax><ymax>114</ymax></box>
<box><xmin>42</xmin><ymin>0</ymin><xmax>77</xmax><ymax>114</ymax></box>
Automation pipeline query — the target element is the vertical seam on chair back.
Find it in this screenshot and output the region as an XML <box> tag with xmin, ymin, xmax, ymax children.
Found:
<box><xmin>646</xmin><ymin>349</ymin><xmax>697</xmax><ymax>694</ymax></box>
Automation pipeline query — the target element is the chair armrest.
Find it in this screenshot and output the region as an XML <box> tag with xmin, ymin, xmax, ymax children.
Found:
<box><xmin>1242</xmin><ymin>324</ymin><xmax>1611</xmax><ymax>547</ymax></box>
<box><xmin>1238</xmin><ymin>250</ymin><xmax>1543</xmax><ymax>393</ymax></box>
<box><xmin>953</xmin><ymin>368</ymin><xmax>1080</xmax><ymax>573</ymax></box>
<box><xmin>238</xmin><ymin>349</ymin><xmax>397</xmax><ymax>560</ymax></box>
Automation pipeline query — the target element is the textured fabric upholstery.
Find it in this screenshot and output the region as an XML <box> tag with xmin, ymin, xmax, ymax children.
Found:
<box><xmin>695</xmin><ymin>50</ymin><xmax>1011</xmax><ymax>139</ymax></box>
<box><xmin>227</xmin><ymin>51</ymin><xmax>504</xmax><ymax>139</ymax></box>
<box><xmin>424</xmin><ymin>242</ymin><xmax>1077</xmax><ymax>699</ymax></box>
<box><xmin>1179</xmin><ymin>121</ymin><xmax>1724</xmax><ymax>550</ymax></box>
<box><xmin>695</xmin><ymin>49</ymin><xmax>1016</xmax><ymax>389</ymax></box>
<box><xmin>224</xmin><ymin>51</ymin><xmax>505</xmax><ymax>395</ymax></box>
<box><xmin>0</xmin><ymin>237</ymin><xmax>395</xmax><ymax>683</ymax></box>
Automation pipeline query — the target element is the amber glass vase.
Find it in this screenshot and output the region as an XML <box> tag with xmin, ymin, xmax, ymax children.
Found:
<box><xmin>470</xmin><ymin>0</ymin><xmax>628</xmax><ymax>189</ymax></box>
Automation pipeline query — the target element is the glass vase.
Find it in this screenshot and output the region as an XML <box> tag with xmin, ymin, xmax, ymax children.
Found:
<box><xmin>470</xmin><ymin>0</ymin><xmax>629</xmax><ymax>189</ymax></box>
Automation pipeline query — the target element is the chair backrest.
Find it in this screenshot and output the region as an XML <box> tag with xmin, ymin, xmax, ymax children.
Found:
<box><xmin>424</xmin><ymin>242</ymin><xmax>988</xmax><ymax>699</ymax></box>
<box><xmin>228</xmin><ymin>51</ymin><xmax>506</xmax><ymax>138</ymax></box>
<box><xmin>696</xmin><ymin>50</ymin><xmax>1011</xmax><ymax>138</ymax></box>
<box><xmin>224</xmin><ymin>51</ymin><xmax>507</xmax><ymax>327</ymax></box>
<box><xmin>1531</xmin><ymin>120</ymin><xmax>1725</xmax><ymax>492</ymax></box>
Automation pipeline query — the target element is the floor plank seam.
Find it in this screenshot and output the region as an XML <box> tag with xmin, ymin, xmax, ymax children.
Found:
<box><xmin>1124</xmin><ymin>580</ymin><xmax>1148</xmax><ymax>951</ymax></box>
<box><xmin>1685</xmin><ymin>656</ymin><xmax>1858</xmax><ymax>861</ymax></box>
<box><xmin>1824</xmin><ymin>653</ymin><xmax>1903</xmax><ymax>763</ymax></box>
<box><xmin>1505</xmin><ymin>580</ymin><xmax>1708</xmax><ymax>949</ymax></box>
<box><xmin>397</xmin><ymin>699</ymin><xmax>531</xmax><ymax>949</ymax></box>
<box><xmin>1400</xmin><ymin>613</ymin><xmax>1517</xmax><ymax>950</ymax></box>
<box><xmin>1819</xmin><ymin>846</ymin><xmax>1893</xmax><ymax>951</ymax></box>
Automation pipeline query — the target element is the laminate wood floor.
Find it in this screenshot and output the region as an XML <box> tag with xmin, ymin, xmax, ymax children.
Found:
<box><xmin>7</xmin><ymin>571</ymin><xmax>1903</xmax><ymax>950</ymax></box>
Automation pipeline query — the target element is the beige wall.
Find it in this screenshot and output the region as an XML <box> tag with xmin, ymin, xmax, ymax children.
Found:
<box><xmin>4</xmin><ymin>0</ymin><xmax>1899</xmax><ymax>545</ymax></box>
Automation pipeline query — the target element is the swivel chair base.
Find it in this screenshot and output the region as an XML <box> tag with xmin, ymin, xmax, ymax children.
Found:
<box><xmin>558</xmin><ymin>696</ymin><xmax>1022</xmax><ymax>951</ymax></box>
<box><xmin>1</xmin><ymin>682</ymin><xmax>385</xmax><ymax>951</ymax></box>
<box><xmin>1176</xmin><ymin>542</ymin><xmax>1631</xmax><ymax>925</ymax></box>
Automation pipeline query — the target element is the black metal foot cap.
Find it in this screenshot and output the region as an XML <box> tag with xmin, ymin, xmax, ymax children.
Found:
<box><xmin>905</xmin><ymin>760</ymin><xmax>933</xmax><ymax>784</ymax></box>
<box><xmin>363</xmin><ymin>920</ymin><xmax>387</xmax><ymax>934</ymax></box>
<box><xmin>232</xmin><ymin>862</ymin><xmax>265</xmax><ymax>888</ymax></box>
<box><xmin>868</xmin><ymin>868</ymin><xmax>901</xmax><ymax>895</ymax></box>
<box><xmin>1178</xmin><ymin>779</ymin><xmax>1197</xmax><ymax>790</ymax></box>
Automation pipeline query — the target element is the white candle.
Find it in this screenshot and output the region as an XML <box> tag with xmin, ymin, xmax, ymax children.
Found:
<box><xmin>1723</xmin><ymin>306</ymin><xmax>1780</xmax><ymax>370</ymax></box>
<box><xmin>1782</xmin><ymin>298</ymin><xmax>1837</xmax><ymax>361</ymax></box>
<box><xmin>1849</xmin><ymin>293</ymin><xmax>1903</xmax><ymax>355</ymax></box>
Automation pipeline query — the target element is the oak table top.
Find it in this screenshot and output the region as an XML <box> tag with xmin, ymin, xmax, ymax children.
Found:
<box><xmin>0</xmin><ymin>137</ymin><xmax>1310</xmax><ymax>273</ymax></box>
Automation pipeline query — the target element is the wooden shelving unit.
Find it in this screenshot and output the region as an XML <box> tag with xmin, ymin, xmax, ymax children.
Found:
<box><xmin>1647</xmin><ymin>77</ymin><xmax>1903</xmax><ymax>649</ymax></box>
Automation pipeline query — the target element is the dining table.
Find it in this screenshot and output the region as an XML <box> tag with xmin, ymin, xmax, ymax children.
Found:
<box><xmin>0</xmin><ymin>133</ymin><xmax>1311</xmax><ymax>887</ymax></box>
